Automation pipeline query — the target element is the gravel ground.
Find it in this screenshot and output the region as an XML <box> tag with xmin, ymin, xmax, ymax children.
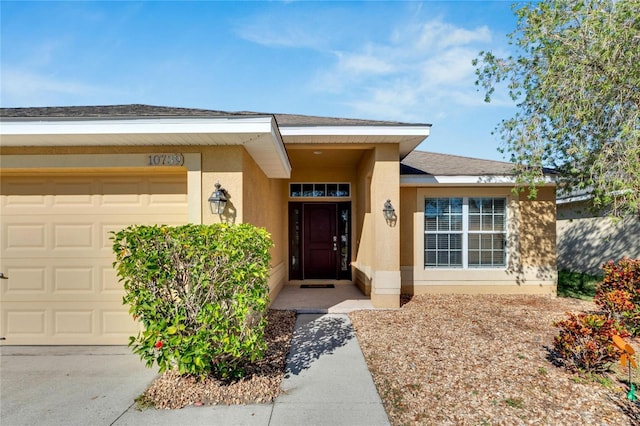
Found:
<box><xmin>349</xmin><ymin>294</ymin><xmax>640</xmax><ymax>426</ymax></box>
<box><xmin>138</xmin><ymin>309</ymin><xmax>296</xmax><ymax>409</ymax></box>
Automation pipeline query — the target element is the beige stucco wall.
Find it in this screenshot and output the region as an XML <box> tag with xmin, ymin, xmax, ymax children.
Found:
<box><xmin>352</xmin><ymin>145</ymin><xmax>401</xmax><ymax>308</ymax></box>
<box><xmin>399</xmin><ymin>186</ymin><xmax>417</xmax><ymax>265</ymax></box>
<box><xmin>557</xmin><ymin>200</ymin><xmax>640</xmax><ymax>275</ymax></box>
<box><xmin>240</xmin><ymin>150</ymin><xmax>287</xmax><ymax>299</ymax></box>
<box><xmin>0</xmin><ymin>145</ymin><xmax>289</xmax><ymax>302</ymax></box>
<box><xmin>405</xmin><ymin>185</ymin><xmax>557</xmax><ymax>295</ymax></box>
<box><xmin>353</xmin><ymin>149</ymin><xmax>375</xmax><ymax>296</ymax></box>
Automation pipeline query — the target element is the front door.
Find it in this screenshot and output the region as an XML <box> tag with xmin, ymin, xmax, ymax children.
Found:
<box><xmin>289</xmin><ymin>202</ymin><xmax>351</xmax><ymax>280</ymax></box>
<box><xmin>304</xmin><ymin>203</ymin><xmax>337</xmax><ymax>279</ymax></box>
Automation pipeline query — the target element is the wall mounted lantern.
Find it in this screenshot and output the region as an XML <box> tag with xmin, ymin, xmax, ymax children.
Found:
<box><xmin>208</xmin><ymin>182</ymin><xmax>228</xmax><ymax>215</ymax></box>
<box><xmin>383</xmin><ymin>199</ymin><xmax>396</xmax><ymax>225</ymax></box>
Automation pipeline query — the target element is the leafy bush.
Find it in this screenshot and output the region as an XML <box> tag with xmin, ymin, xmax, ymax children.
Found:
<box><xmin>112</xmin><ymin>223</ymin><xmax>273</xmax><ymax>379</ymax></box>
<box><xmin>553</xmin><ymin>312</ymin><xmax>629</xmax><ymax>373</ymax></box>
<box><xmin>594</xmin><ymin>258</ymin><xmax>640</xmax><ymax>335</ymax></box>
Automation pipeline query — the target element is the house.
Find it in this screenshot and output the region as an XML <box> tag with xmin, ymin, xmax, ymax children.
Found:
<box><xmin>556</xmin><ymin>191</ymin><xmax>640</xmax><ymax>275</ymax></box>
<box><xmin>0</xmin><ymin>105</ymin><xmax>557</xmax><ymax>345</ymax></box>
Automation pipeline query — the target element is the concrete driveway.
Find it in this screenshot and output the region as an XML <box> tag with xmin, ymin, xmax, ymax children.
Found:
<box><xmin>0</xmin><ymin>346</ymin><xmax>157</xmax><ymax>426</ymax></box>
<box><xmin>1</xmin><ymin>315</ymin><xmax>389</xmax><ymax>426</ymax></box>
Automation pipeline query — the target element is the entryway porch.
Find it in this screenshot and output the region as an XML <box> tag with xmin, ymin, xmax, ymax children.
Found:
<box><xmin>269</xmin><ymin>282</ymin><xmax>375</xmax><ymax>313</ymax></box>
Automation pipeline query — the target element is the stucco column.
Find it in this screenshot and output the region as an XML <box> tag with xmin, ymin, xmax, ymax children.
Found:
<box><xmin>201</xmin><ymin>146</ymin><xmax>244</xmax><ymax>225</ymax></box>
<box><xmin>370</xmin><ymin>144</ymin><xmax>401</xmax><ymax>308</ymax></box>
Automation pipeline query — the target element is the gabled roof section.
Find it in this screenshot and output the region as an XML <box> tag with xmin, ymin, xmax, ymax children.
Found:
<box><xmin>0</xmin><ymin>104</ymin><xmax>432</xmax><ymax>160</ymax></box>
<box><xmin>401</xmin><ymin>151</ymin><xmax>557</xmax><ymax>186</ymax></box>
<box><xmin>0</xmin><ymin>104</ymin><xmax>429</xmax><ymax>127</ymax></box>
<box><xmin>0</xmin><ymin>105</ymin><xmax>291</xmax><ymax>179</ymax></box>
<box><xmin>402</xmin><ymin>151</ymin><xmax>516</xmax><ymax>176</ymax></box>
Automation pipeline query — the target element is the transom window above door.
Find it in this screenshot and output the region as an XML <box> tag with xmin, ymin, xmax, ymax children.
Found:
<box><xmin>290</xmin><ymin>183</ymin><xmax>351</xmax><ymax>198</ymax></box>
<box><xmin>424</xmin><ymin>197</ymin><xmax>507</xmax><ymax>268</ymax></box>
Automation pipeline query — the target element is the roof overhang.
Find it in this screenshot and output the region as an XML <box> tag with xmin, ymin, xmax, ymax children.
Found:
<box><xmin>280</xmin><ymin>125</ymin><xmax>431</xmax><ymax>158</ymax></box>
<box><xmin>0</xmin><ymin>116</ymin><xmax>292</xmax><ymax>178</ymax></box>
<box><xmin>400</xmin><ymin>174</ymin><xmax>557</xmax><ymax>186</ymax></box>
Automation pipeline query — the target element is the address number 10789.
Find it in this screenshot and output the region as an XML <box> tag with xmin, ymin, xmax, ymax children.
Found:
<box><xmin>147</xmin><ymin>154</ymin><xmax>184</xmax><ymax>166</ymax></box>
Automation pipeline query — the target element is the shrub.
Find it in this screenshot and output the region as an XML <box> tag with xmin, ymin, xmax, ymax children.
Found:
<box><xmin>553</xmin><ymin>312</ymin><xmax>629</xmax><ymax>373</ymax></box>
<box><xmin>594</xmin><ymin>258</ymin><xmax>640</xmax><ymax>335</ymax></box>
<box><xmin>112</xmin><ymin>223</ymin><xmax>273</xmax><ymax>379</ymax></box>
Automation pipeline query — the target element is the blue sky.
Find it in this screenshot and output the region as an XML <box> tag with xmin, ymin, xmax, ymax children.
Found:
<box><xmin>1</xmin><ymin>1</ymin><xmax>520</xmax><ymax>161</ymax></box>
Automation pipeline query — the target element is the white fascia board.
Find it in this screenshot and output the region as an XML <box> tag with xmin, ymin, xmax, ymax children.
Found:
<box><xmin>242</xmin><ymin>124</ymin><xmax>292</xmax><ymax>179</ymax></box>
<box><xmin>400</xmin><ymin>175</ymin><xmax>557</xmax><ymax>186</ymax></box>
<box><xmin>0</xmin><ymin>116</ymin><xmax>292</xmax><ymax>179</ymax></box>
<box><xmin>271</xmin><ymin>125</ymin><xmax>292</xmax><ymax>177</ymax></box>
<box><xmin>0</xmin><ymin>117</ymin><xmax>275</xmax><ymax>137</ymax></box>
<box><xmin>279</xmin><ymin>125</ymin><xmax>431</xmax><ymax>137</ymax></box>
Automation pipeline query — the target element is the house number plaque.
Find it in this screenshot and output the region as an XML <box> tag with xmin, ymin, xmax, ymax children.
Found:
<box><xmin>147</xmin><ymin>153</ymin><xmax>184</xmax><ymax>166</ymax></box>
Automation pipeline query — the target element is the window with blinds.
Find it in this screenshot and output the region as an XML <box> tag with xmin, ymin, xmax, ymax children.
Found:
<box><xmin>424</xmin><ymin>197</ymin><xmax>507</xmax><ymax>268</ymax></box>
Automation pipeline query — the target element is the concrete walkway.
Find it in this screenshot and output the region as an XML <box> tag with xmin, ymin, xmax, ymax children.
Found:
<box><xmin>0</xmin><ymin>314</ymin><xmax>389</xmax><ymax>426</ymax></box>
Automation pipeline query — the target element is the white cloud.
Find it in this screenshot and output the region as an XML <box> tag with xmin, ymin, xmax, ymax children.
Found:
<box><xmin>305</xmin><ymin>18</ymin><xmax>500</xmax><ymax>120</ymax></box>
<box><xmin>414</xmin><ymin>21</ymin><xmax>492</xmax><ymax>51</ymax></box>
<box><xmin>239</xmin><ymin>25</ymin><xmax>325</xmax><ymax>49</ymax></box>
<box><xmin>335</xmin><ymin>51</ymin><xmax>396</xmax><ymax>76</ymax></box>
<box><xmin>234</xmin><ymin>12</ymin><xmax>332</xmax><ymax>50</ymax></box>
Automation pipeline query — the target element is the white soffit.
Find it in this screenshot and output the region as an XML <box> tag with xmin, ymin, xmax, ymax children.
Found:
<box><xmin>280</xmin><ymin>125</ymin><xmax>431</xmax><ymax>158</ymax></box>
<box><xmin>400</xmin><ymin>175</ymin><xmax>557</xmax><ymax>186</ymax></box>
<box><xmin>0</xmin><ymin>117</ymin><xmax>291</xmax><ymax>179</ymax></box>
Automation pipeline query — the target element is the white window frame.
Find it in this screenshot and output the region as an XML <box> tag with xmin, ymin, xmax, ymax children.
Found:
<box><xmin>424</xmin><ymin>196</ymin><xmax>507</xmax><ymax>269</ymax></box>
<box><xmin>289</xmin><ymin>182</ymin><xmax>351</xmax><ymax>198</ymax></box>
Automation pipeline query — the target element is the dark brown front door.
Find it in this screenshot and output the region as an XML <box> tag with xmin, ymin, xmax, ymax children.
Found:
<box><xmin>289</xmin><ymin>202</ymin><xmax>351</xmax><ymax>281</ymax></box>
<box><xmin>303</xmin><ymin>203</ymin><xmax>338</xmax><ymax>279</ymax></box>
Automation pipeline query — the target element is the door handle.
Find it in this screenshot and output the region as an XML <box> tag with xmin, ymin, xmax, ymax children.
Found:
<box><xmin>0</xmin><ymin>272</ymin><xmax>8</xmax><ymax>280</ymax></box>
<box><xmin>333</xmin><ymin>243</ymin><xmax>338</xmax><ymax>251</ymax></box>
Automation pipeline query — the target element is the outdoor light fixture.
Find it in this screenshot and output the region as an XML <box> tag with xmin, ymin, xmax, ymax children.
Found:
<box><xmin>383</xmin><ymin>199</ymin><xmax>396</xmax><ymax>223</ymax></box>
<box><xmin>208</xmin><ymin>182</ymin><xmax>228</xmax><ymax>215</ymax></box>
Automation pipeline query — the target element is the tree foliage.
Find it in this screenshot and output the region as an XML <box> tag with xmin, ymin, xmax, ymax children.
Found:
<box><xmin>474</xmin><ymin>0</ymin><xmax>640</xmax><ymax>217</ymax></box>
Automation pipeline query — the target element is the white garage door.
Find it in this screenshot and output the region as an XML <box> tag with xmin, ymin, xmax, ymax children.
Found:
<box><xmin>0</xmin><ymin>171</ymin><xmax>188</xmax><ymax>345</ymax></box>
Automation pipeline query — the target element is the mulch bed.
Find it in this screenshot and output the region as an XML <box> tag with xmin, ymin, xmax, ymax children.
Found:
<box><xmin>137</xmin><ymin>309</ymin><xmax>296</xmax><ymax>409</ymax></box>
<box><xmin>135</xmin><ymin>294</ymin><xmax>640</xmax><ymax>425</ymax></box>
<box><xmin>350</xmin><ymin>294</ymin><xmax>640</xmax><ymax>425</ymax></box>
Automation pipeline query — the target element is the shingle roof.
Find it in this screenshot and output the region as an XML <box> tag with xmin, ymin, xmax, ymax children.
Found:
<box><xmin>402</xmin><ymin>151</ymin><xmax>558</xmax><ymax>177</ymax></box>
<box><xmin>0</xmin><ymin>104</ymin><xmax>430</xmax><ymax>127</ymax></box>
<box><xmin>401</xmin><ymin>150</ymin><xmax>517</xmax><ymax>176</ymax></box>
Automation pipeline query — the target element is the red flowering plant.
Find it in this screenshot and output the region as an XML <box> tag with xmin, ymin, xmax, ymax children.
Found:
<box><xmin>112</xmin><ymin>223</ymin><xmax>273</xmax><ymax>379</ymax></box>
<box><xmin>553</xmin><ymin>312</ymin><xmax>630</xmax><ymax>373</ymax></box>
<box><xmin>594</xmin><ymin>258</ymin><xmax>640</xmax><ymax>335</ymax></box>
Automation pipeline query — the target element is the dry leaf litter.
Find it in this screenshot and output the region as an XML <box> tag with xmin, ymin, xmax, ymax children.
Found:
<box><xmin>350</xmin><ymin>294</ymin><xmax>640</xmax><ymax>426</ymax></box>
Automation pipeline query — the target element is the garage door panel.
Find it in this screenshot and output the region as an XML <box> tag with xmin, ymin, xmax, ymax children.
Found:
<box><xmin>54</xmin><ymin>223</ymin><xmax>95</xmax><ymax>249</ymax></box>
<box><xmin>55</xmin><ymin>310</ymin><xmax>94</xmax><ymax>334</ymax></box>
<box><xmin>52</xmin><ymin>183</ymin><xmax>95</xmax><ymax>206</ymax></box>
<box><xmin>5</xmin><ymin>223</ymin><xmax>47</xmax><ymax>250</ymax></box>
<box><xmin>1</xmin><ymin>302</ymin><xmax>141</xmax><ymax>345</ymax></box>
<box><xmin>3</xmin><ymin>308</ymin><xmax>47</xmax><ymax>335</ymax></box>
<box><xmin>3</xmin><ymin>267</ymin><xmax>47</xmax><ymax>293</ymax></box>
<box><xmin>3</xmin><ymin>258</ymin><xmax>127</xmax><ymax>302</ymax></box>
<box><xmin>3</xmin><ymin>215</ymin><xmax>188</xmax><ymax>258</ymax></box>
<box><xmin>53</xmin><ymin>266</ymin><xmax>94</xmax><ymax>292</ymax></box>
<box><xmin>1</xmin><ymin>180</ymin><xmax>49</xmax><ymax>207</ymax></box>
<box><xmin>0</xmin><ymin>171</ymin><xmax>188</xmax><ymax>345</ymax></box>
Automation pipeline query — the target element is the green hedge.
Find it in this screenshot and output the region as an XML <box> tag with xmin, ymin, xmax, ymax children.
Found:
<box><xmin>112</xmin><ymin>223</ymin><xmax>273</xmax><ymax>379</ymax></box>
